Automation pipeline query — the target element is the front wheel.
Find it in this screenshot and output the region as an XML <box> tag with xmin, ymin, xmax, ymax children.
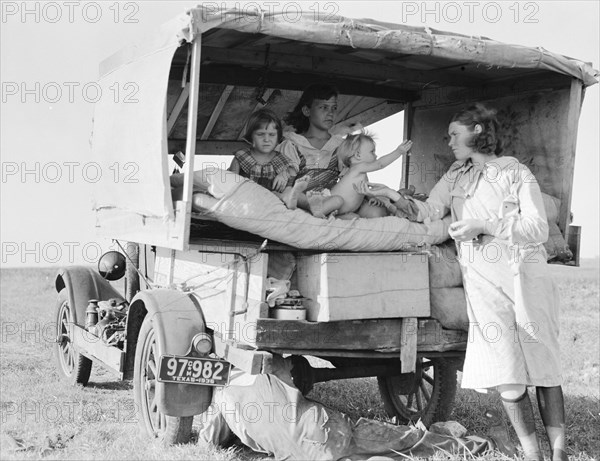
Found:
<box><xmin>133</xmin><ymin>316</ymin><xmax>193</xmax><ymax>445</ymax></box>
<box><xmin>54</xmin><ymin>289</ymin><xmax>92</xmax><ymax>386</ymax></box>
<box><xmin>378</xmin><ymin>358</ymin><xmax>458</xmax><ymax>427</ymax></box>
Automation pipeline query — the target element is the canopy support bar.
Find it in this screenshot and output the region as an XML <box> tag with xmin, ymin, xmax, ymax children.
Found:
<box><xmin>181</xmin><ymin>40</ymin><xmax>202</xmax><ymax>245</ymax></box>
<box><xmin>167</xmin><ymin>84</ymin><xmax>190</xmax><ymax>135</ymax></box>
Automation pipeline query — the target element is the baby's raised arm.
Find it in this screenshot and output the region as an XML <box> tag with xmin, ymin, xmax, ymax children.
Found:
<box><xmin>355</xmin><ymin>140</ymin><xmax>412</xmax><ymax>173</ymax></box>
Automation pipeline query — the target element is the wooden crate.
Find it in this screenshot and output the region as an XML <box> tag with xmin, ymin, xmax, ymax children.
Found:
<box><xmin>296</xmin><ymin>252</ymin><xmax>430</xmax><ymax>321</ymax></box>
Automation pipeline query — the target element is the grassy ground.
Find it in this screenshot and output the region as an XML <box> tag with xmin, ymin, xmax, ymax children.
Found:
<box><xmin>1</xmin><ymin>261</ymin><xmax>598</xmax><ymax>460</ymax></box>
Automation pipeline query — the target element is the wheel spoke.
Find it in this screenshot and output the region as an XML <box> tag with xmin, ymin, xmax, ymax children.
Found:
<box><xmin>420</xmin><ymin>382</ymin><xmax>431</xmax><ymax>402</ymax></box>
<box><xmin>150</xmin><ymin>342</ymin><xmax>157</xmax><ymax>362</ymax></box>
<box><xmin>148</xmin><ymin>359</ymin><xmax>157</xmax><ymax>378</ymax></box>
<box><xmin>150</xmin><ymin>393</ymin><xmax>158</xmax><ymax>412</ymax></box>
<box><xmin>416</xmin><ymin>390</ymin><xmax>423</xmax><ymax>411</ymax></box>
<box><xmin>406</xmin><ymin>392</ymin><xmax>414</xmax><ymax>409</ymax></box>
<box><xmin>423</xmin><ymin>373</ymin><xmax>434</xmax><ymax>386</ymax></box>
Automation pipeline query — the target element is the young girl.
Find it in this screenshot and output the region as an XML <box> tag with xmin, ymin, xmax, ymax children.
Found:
<box><xmin>278</xmin><ymin>84</ymin><xmax>360</xmax><ymax>218</ymax></box>
<box><xmin>228</xmin><ymin>109</ymin><xmax>294</xmax><ymax>193</ymax></box>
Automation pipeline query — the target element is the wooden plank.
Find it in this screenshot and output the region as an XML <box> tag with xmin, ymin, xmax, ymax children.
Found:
<box><xmin>201</xmin><ymin>85</ymin><xmax>235</xmax><ymax>139</ymax></box>
<box><xmin>169</xmin><ymin>140</ymin><xmax>247</xmax><ymax>156</ymax></box>
<box><xmin>558</xmin><ymin>79</ymin><xmax>583</xmax><ymax>236</ymax></box>
<box><xmin>414</xmin><ymin>71</ymin><xmax>571</xmax><ymax>109</ymax></box>
<box><xmin>209</xmin><ymin>87</ymin><xmax>264</xmax><ymax>140</ymax></box>
<box><xmin>196</xmin><ymin>65</ymin><xmax>419</xmax><ymax>101</ymax></box>
<box><xmin>167</xmin><ymin>84</ymin><xmax>189</xmax><ymax>135</ymax></box>
<box><xmin>403</xmin><ymin>102</ymin><xmax>413</xmax><ymax>189</ymax></box>
<box><xmin>400</xmin><ymin>317</ymin><xmax>418</xmax><ymax>373</ymax></box>
<box><xmin>343</xmin><ymin>102</ymin><xmax>405</xmax><ymax>129</ymax></box>
<box><xmin>72</xmin><ymin>325</ymin><xmax>124</xmax><ymax>375</ymax></box>
<box><xmin>180</xmin><ymin>40</ymin><xmax>203</xmax><ymax>250</ymax></box>
<box><xmin>296</xmin><ymin>252</ymin><xmax>430</xmax><ymax>321</ymax></box>
<box><xmin>95</xmin><ymin>207</ymin><xmax>187</xmax><ymax>251</ymax></box>
<box><xmin>254</xmin><ymin>318</ymin><xmax>467</xmax><ymax>351</ymax></box>
<box><xmin>200</xmin><ymin>46</ymin><xmax>485</xmax><ymax>87</ymax></box>
<box><xmin>213</xmin><ymin>332</ymin><xmax>272</xmax><ymax>375</ymax></box>
<box><xmin>264</xmin><ymin>347</ymin><xmax>465</xmax><ymax>358</ymax></box>
<box><xmin>336</xmin><ymin>95</ymin><xmax>363</xmax><ymax>121</ymax></box>
<box><xmin>567</xmin><ymin>225</ymin><xmax>581</xmax><ymax>267</ymax></box>
<box><xmin>237</xmin><ymin>88</ymin><xmax>276</xmax><ymax>139</ymax></box>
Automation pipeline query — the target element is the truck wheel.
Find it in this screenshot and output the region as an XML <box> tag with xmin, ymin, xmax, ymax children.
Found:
<box><xmin>133</xmin><ymin>316</ymin><xmax>193</xmax><ymax>445</ymax></box>
<box><xmin>54</xmin><ymin>289</ymin><xmax>92</xmax><ymax>386</ymax></box>
<box><xmin>378</xmin><ymin>358</ymin><xmax>457</xmax><ymax>427</ymax></box>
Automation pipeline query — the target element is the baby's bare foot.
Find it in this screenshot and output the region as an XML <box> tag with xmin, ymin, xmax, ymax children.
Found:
<box><xmin>285</xmin><ymin>178</ymin><xmax>309</xmax><ymax>210</ymax></box>
<box><xmin>309</xmin><ymin>195</ymin><xmax>343</xmax><ymax>218</ymax></box>
<box><xmin>307</xmin><ymin>194</ymin><xmax>327</xmax><ymax>218</ymax></box>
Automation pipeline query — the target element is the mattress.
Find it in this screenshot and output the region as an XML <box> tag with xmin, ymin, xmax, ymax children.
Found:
<box><xmin>190</xmin><ymin>169</ymin><xmax>451</xmax><ymax>251</ymax></box>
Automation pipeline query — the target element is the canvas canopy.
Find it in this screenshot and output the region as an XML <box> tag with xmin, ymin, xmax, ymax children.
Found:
<box><xmin>91</xmin><ymin>5</ymin><xmax>598</xmax><ymax>225</ymax></box>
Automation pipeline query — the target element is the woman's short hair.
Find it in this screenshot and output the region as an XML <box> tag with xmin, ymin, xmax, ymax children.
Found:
<box><xmin>450</xmin><ymin>103</ymin><xmax>502</xmax><ymax>155</ymax></box>
<box><xmin>285</xmin><ymin>84</ymin><xmax>339</xmax><ymax>133</ymax></box>
<box><xmin>243</xmin><ymin>109</ymin><xmax>283</xmax><ymax>143</ymax></box>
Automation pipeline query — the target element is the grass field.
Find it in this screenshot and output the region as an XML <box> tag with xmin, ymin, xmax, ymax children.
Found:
<box><xmin>1</xmin><ymin>261</ymin><xmax>598</xmax><ymax>460</ymax></box>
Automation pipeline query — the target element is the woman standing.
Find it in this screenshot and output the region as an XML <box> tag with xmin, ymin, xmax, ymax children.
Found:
<box><xmin>362</xmin><ymin>104</ymin><xmax>567</xmax><ymax>461</ymax></box>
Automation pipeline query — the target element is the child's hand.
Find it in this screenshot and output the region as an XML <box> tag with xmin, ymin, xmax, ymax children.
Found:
<box><xmin>272</xmin><ymin>172</ymin><xmax>290</xmax><ymax>193</ymax></box>
<box><xmin>398</xmin><ymin>184</ymin><xmax>416</xmax><ymax>197</ymax></box>
<box><xmin>331</xmin><ymin>122</ymin><xmax>363</xmax><ymax>136</ymax></box>
<box><xmin>354</xmin><ymin>181</ymin><xmax>391</xmax><ymax>199</ymax></box>
<box><xmin>396</xmin><ymin>140</ymin><xmax>413</xmax><ymax>154</ymax></box>
<box><xmin>368</xmin><ymin>196</ymin><xmax>393</xmax><ymax>208</ymax></box>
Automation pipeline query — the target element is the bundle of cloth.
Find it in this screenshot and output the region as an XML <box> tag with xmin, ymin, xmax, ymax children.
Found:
<box><xmin>188</xmin><ymin>169</ymin><xmax>571</xmax><ymax>331</ymax></box>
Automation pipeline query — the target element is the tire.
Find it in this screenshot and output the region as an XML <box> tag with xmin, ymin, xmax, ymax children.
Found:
<box><xmin>133</xmin><ymin>316</ymin><xmax>193</xmax><ymax>445</ymax></box>
<box><xmin>53</xmin><ymin>289</ymin><xmax>92</xmax><ymax>386</ymax></box>
<box><xmin>378</xmin><ymin>358</ymin><xmax>458</xmax><ymax>427</ymax></box>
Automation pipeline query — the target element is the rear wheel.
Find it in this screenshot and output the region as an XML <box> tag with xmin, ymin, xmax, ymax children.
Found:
<box><xmin>133</xmin><ymin>316</ymin><xmax>193</xmax><ymax>445</ymax></box>
<box><xmin>378</xmin><ymin>358</ymin><xmax>458</xmax><ymax>427</ymax></box>
<box><xmin>53</xmin><ymin>289</ymin><xmax>92</xmax><ymax>386</ymax></box>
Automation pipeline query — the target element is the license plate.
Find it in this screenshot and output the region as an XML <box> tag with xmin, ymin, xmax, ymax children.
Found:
<box><xmin>157</xmin><ymin>355</ymin><xmax>230</xmax><ymax>387</ymax></box>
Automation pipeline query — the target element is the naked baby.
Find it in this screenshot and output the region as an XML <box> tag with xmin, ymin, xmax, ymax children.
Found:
<box><xmin>331</xmin><ymin>132</ymin><xmax>412</xmax><ymax>219</ymax></box>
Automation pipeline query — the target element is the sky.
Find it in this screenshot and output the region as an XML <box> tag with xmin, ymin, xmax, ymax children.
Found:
<box><xmin>1</xmin><ymin>1</ymin><xmax>599</xmax><ymax>267</ymax></box>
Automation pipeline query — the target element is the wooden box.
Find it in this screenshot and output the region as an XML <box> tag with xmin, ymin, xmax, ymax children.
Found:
<box><xmin>296</xmin><ymin>252</ymin><xmax>430</xmax><ymax>321</ymax></box>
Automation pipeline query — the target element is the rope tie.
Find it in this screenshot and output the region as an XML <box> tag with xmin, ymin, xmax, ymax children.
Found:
<box><xmin>256</xmin><ymin>8</ymin><xmax>265</xmax><ymax>33</ymax></box>
<box><xmin>344</xmin><ymin>19</ymin><xmax>356</xmax><ymax>48</ymax></box>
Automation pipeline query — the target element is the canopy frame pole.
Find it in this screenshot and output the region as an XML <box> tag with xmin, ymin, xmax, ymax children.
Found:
<box><xmin>180</xmin><ymin>39</ymin><xmax>202</xmax><ymax>245</ymax></box>
<box><xmin>403</xmin><ymin>103</ymin><xmax>414</xmax><ymax>189</ymax></box>
<box><xmin>167</xmin><ymin>84</ymin><xmax>190</xmax><ymax>135</ymax></box>
<box><xmin>559</xmin><ymin>78</ymin><xmax>583</xmax><ymax>239</ymax></box>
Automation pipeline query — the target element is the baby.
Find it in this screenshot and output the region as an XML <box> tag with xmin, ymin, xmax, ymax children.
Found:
<box><xmin>330</xmin><ymin>133</ymin><xmax>412</xmax><ymax>218</ymax></box>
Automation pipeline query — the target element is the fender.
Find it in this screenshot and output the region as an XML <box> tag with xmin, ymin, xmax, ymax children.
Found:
<box><xmin>55</xmin><ymin>266</ymin><xmax>124</xmax><ymax>325</ymax></box>
<box><xmin>129</xmin><ymin>289</ymin><xmax>212</xmax><ymax>417</ymax></box>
